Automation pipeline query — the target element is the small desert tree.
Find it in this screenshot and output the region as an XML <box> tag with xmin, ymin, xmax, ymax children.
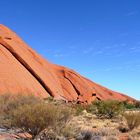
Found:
<box><xmin>94</xmin><ymin>100</ymin><xmax>124</xmax><ymax>119</ymax></box>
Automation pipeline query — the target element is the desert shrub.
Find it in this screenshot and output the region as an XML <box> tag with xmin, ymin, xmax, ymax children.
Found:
<box><xmin>123</xmin><ymin>112</ymin><xmax>140</xmax><ymax>131</ymax></box>
<box><xmin>122</xmin><ymin>101</ymin><xmax>136</xmax><ymax>110</ymax></box>
<box><xmin>76</xmin><ymin>128</ymin><xmax>119</xmax><ymax>140</ymax></box>
<box><xmin>0</xmin><ymin>93</ymin><xmax>41</xmax><ymax>126</ymax></box>
<box><xmin>95</xmin><ymin>128</ymin><xmax>119</xmax><ymax>137</ymax></box>
<box><xmin>94</xmin><ymin>100</ymin><xmax>124</xmax><ymax>119</ymax></box>
<box><xmin>73</xmin><ymin>104</ymin><xmax>86</xmax><ymax>115</ymax></box>
<box><xmin>0</xmin><ymin>93</ymin><xmax>72</xmax><ymax>137</ymax></box>
<box><xmin>73</xmin><ymin>101</ymin><xmax>97</xmax><ymax>116</ymax></box>
<box><xmin>76</xmin><ymin>130</ymin><xmax>94</xmax><ymax>140</ymax></box>
<box><xmin>11</xmin><ymin>103</ymin><xmax>57</xmax><ymax>135</ymax></box>
<box><xmin>128</xmin><ymin>130</ymin><xmax>140</xmax><ymax>140</ymax></box>
<box><xmin>0</xmin><ymin>93</ymin><xmax>41</xmax><ymax>115</ymax></box>
<box><xmin>135</xmin><ymin>100</ymin><xmax>140</xmax><ymax>108</ymax></box>
<box><xmin>58</xmin><ymin>124</ymin><xmax>76</xmax><ymax>138</ymax></box>
<box><xmin>10</xmin><ymin>103</ymin><xmax>71</xmax><ymax>137</ymax></box>
<box><xmin>86</xmin><ymin>102</ymin><xmax>97</xmax><ymax>114</ymax></box>
<box><xmin>34</xmin><ymin>124</ymin><xmax>76</xmax><ymax>140</ymax></box>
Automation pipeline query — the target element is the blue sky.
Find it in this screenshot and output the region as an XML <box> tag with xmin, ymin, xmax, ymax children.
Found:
<box><xmin>0</xmin><ymin>0</ymin><xmax>140</xmax><ymax>99</ymax></box>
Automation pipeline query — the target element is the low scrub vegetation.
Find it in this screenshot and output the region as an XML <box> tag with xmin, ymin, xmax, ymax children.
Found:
<box><xmin>123</xmin><ymin>112</ymin><xmax>140</xmax><ymax>131</ymax></box>
<box><xmin>93</xmin><ymin>100</ymin><xmax>124</xmax><ymax>119</ymax></box>
<box><xmin>76</xmin><ymin>128</ymin><xmax>119</xmax><ymax>140</ymax></box>
<box><xmin>0</xmin><ymin>93</ymin><xmax>139</xmax><ymax>139</ymax></box>
<box><xmin>73</xmin><ymin>100</ymin><xmax>137</xmax><ymax>119</ymax></box>
<box><xmin>0</xmin><ymin>93</ymin><xmax>40</xmax><ymax>115</ymax></box>
<box><xmin>72</xmin><ymin>104</ymin><xmax>87</xmax><ymax>115</ymax></box>
<box><xmin>122</xmin><ymin>101</ymin><xmax>136</xmax><ymax>110</ymax></box>
<box><xmin>121</xmin><ymin>100</ymin><xmax>140</xmax><ymax>110</ymax></box>
<box><xmin>73</xmin><ymin>100</ymin><xmax>125</xmax><ymax>119</ymax></box>
<box><xmin>0</xmin><ymin>93</ymin><xmax>72</xmax><ymax>137</ymax></box>
<box><xmin>135</xmin><ymin>100</ymin><xmax>140</xmax><ymax>108</ymax></box>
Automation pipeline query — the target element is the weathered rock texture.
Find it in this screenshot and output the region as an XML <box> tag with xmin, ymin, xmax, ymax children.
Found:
<box><xmin>0</xmin><ymin>25</ymin><xmax>135</xmax><ymax>103</ymax></box>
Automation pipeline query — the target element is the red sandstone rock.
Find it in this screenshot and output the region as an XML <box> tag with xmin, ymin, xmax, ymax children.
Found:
<box><xmin>0</xmin><ymin>24</ymin><xmax>135</xmax><ymax>103</ymax></box>
<box><xmin>0</xmin><ymin>132</ymin><xmax>32</xmax><ymax>140</ymax></box>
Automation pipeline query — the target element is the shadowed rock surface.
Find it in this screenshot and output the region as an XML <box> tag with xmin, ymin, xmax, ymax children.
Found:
<box><xmin>0</xmin><ymin>25</ymin><xmax>135</xmax><ymax>103</ymax></box>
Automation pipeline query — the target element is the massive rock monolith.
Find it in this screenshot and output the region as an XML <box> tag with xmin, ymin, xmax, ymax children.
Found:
<box><xmin>0</xmin><ymin>25</ymin><xmax>135</xmax><ymax>103</ymax></box>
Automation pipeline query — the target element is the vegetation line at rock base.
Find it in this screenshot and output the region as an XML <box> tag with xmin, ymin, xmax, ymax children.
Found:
<box><xmin>0</xmin><ymin>93</ymin><xmax>140</xmax><ymax>139</ymax></box>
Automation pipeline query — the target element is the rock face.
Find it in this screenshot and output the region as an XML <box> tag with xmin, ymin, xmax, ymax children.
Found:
<box><xmin>0</xmin><ymin>25</ymin><xmax>135</xmax><ymax>103</ymax></box>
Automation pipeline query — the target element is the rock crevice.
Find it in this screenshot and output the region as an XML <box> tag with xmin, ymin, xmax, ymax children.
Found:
<box><xmin>0</xmin><ymin>38</ymin><xmax>53</xmax><ymax>97</ymax></box>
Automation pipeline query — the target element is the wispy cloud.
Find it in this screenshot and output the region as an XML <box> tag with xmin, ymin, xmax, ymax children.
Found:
<box><xmin>103</xmin><ymin>66</ymin><xmax>124</xmax><ymax>72</ymax></box>
<box><xmin>120</xmin><ymin>43</ymin><xmax>127</xmax><ymax>46</ymax></box>
<box><xmin>53</xmin><ymin>50</ymin><xmax>69</xmax><ymax>58</ymax></box>
<box><xmin>93</xmin><ymin>64</ymin><xmax>140</xmax><ymax>73</ymax></box>
<box><xmin>83</xmin><ymin>47</ymin><xmax>94</xmax><ymax>54</ymax></box>
<box><xmin>53</xmin><ymin>53</ymin><xmax>68</xmax><ymax>58</ymax></box>
<box><xmin>82</xmin><ymin>43</ymin><xmax>126</xmax><ymax>57</ymax></box>
<box><xmin>129</xmin><ymin>46</ymin><xmax>140</xmax><ymax>53</ymax></box>
<box><xmin>126</xmin><ymin>11</ymin><xmax>138</xmax><ymax>16</ymax></box>
<box><xmin>92</xmin><ymin>50</ymin><xmax>104</xmax><ymax>56</ymax></box>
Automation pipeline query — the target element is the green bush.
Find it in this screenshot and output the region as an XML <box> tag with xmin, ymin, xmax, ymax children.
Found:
<box><xmin>123</xmin><ymin>112</ymin><xmax>140</xmax><ymax>131</ymax></box>
<box><xmin>72</xmin><ymin>100</ymin><xmax>97</xmax><ymax>115</ymax></box>
<box><xmin>94</xmin><ymin>100</ymin><xmax>124</xmax><ymax>119</ymax></box>
<box><xmin>122</xmin><ymin>101</ymin><xmax>136</xmax><ymax>110</ymax></box>
<box><xmin>135</xmin><ymin>101</ymin><xmax>140</xmax><ymax>108</ymax></box>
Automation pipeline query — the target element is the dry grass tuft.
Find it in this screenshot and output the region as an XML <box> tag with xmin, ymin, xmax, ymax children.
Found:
<box><xmin>123</xmin><ymin>112</ymin><xmax>140</xmax><ymax>131</ymax></box>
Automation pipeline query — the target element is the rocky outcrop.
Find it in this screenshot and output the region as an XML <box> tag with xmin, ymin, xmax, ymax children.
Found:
<box><xmin>0</xmin><ymin>128</ymin><xmax>32</xmax><ymax>140</ymax></box>
<box><xmin>0</xmin><ymin>24</ymin><xmax>135</xmax><ymax>103</ymax></box>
